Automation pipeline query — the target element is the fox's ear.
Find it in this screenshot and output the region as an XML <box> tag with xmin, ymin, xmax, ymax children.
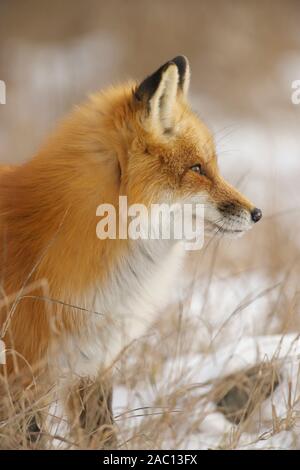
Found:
<box><xmin>134</xmin><ymin>56</ymin><xmax>190</xmax><ymax>132</ymax></box>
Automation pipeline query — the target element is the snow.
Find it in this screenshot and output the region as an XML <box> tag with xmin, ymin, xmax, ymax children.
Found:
<box><xmin>113</xmin><ymin>332</ymin><xmax>300</xmax><ymax>449</ymax></box>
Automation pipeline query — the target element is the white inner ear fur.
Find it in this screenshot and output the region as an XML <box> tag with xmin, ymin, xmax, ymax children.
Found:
<box><xmin>149</xmin><ymin>64</ymin><xmax>179</xmax><ymax>131</ymax></box>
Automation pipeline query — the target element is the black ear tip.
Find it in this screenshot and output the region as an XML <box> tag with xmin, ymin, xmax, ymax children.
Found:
<box><xmin>171</xmin><ymin>55</ymin><xmax>189</xmax><ymax>67</ymax></box>
<box><xmin>170</xmin><ymin>56</ymin><xmax>189</xmax><ymax>88</ymax></box>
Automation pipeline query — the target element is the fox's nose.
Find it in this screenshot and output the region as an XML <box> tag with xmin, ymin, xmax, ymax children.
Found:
<box><xmin>251</xmin><ymin>207</ymin><xmax>262</xmax><ymax>223</ymax></box>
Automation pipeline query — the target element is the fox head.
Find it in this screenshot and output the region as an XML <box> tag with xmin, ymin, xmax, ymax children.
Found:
<box><xmin>114</xmin><ymin>56</ymin><xmax>262</xmax><ymax>237</ymax></box>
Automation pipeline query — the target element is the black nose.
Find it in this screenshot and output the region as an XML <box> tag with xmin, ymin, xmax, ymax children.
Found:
<box><xmin>251</xmin><ymin>207</ymin><xmax>262</xmax><ymax>223</ymax></box>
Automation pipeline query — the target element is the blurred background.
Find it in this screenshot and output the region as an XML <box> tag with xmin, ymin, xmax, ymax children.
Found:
<box><xmin>1</xmin><ymin>1</ymin><xmax>300</xmax><ymax>219</ymax></box>
<box><xmin>0</xmin><ymin>0</ymin><xmax>300</xmax><ymax>449</ymax></box>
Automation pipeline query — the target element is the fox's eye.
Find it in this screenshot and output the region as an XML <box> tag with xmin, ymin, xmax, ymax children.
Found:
<box><xmin>190</xmin><ymin>164</ymin><xmax>205</xmax><ymax>176</ymax></box>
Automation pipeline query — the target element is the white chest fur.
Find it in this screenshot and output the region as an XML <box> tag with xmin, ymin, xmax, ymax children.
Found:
<box><xmin>56</xmin><ymin>240</ymin><xmax>185</xmax><ymax>378</ymax></box>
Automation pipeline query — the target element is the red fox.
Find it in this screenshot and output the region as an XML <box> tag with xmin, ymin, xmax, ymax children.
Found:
<box><xmin>0</xmin><ymin>56</ymin><xmax>261</xmax><ymax>447</ymax></box>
